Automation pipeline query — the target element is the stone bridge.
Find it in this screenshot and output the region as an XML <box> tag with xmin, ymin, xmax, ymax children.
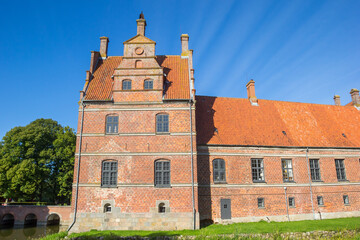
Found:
<box><xmin>0</xmin><ymin>205</ymin><xmax>71</xmax><ymax>228</ymax></box>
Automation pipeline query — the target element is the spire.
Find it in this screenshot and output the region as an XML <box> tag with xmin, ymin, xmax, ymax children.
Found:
<box><xmin>139</xmin><ymin>11</ymin><xmax>144</xmax><ymax>19</ymax></box>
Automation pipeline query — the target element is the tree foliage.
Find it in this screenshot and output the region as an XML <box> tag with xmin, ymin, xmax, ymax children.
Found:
<box><xmin>0</xmin><ymin>118</ymin><xmax>76</xmax><ymax>204</ymax></box>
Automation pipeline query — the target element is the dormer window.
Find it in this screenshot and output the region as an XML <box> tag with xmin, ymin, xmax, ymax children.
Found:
<box><xmin>122</xmin><ymin>80</ymin><xmax>132</xmax><ymax>90</ymax></box>
<box><xmin>144</xmin><ymin>79</ymin><xmax>153</xmax><ymax>90</ymax></box>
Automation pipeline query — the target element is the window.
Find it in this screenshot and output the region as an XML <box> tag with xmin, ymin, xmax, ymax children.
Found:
<box><xmin>106</xmin><ymin>116</ymin><xmax>118</xmax><ymax>134</ymax></box>
<box><xmin>156</xmin><ymin>114</ymin><xmax>169</xmax><ymax>133</ymax></box>
<box><xmin>144</xmin><ymin>79</ymin><xmax>153</xmax><ymax>90</ymax></box>
<box><xmin>317</xmin><ymin>196</ymin><xmax>324</xmax><ymax>206</ymax></box>
<box><xmin>122</xmin><ymin>80</ymin><xmax>132</xmax><ymax>90</ymax></box>
<box><xmin>102</xmin><ymin>161</ymin><xmax>117</xmax><ymax>187</ymax></box>
<box><xmin>104</xmin><ymin>203</ymin><xmax>111</xmax><ymax>213</ymax></box>
<box><xmin>258</xmin><ymin>198</ymin><xmax>265</xmax><ymax>208</ymax></box>
<box><xmin>251</xmin><ymin>158</ymin><xmax>265</xmax><ymax>182</ymax></box>
<box><xmin>335</xmin><ymin>159</ymin><xmax>346</xmax><ymax>181</ymax></box>
<box><xmin>155</xmin><ymin>160</ymin><xmax>170</xmax><ymax>187</ymax></box>
<box><xmin>158</xmin><ymin>203</ymin><xmax>165</xmax><ymax>213</ymax></box>
<box><xmin>289</xmin><ymin>197</ymin><xmax>295</xmax><ymax>207</ymax></box>
<box><xmin>282</xmin><ymin>159</ymin><xmax>294</xmax><ymax>182</ymax></box>
<box><xmin>213</xmin><ymin>159</ymin><xmax>226</xmax><ymax>183</ymax></box>
<box><xmin>310</xmin><ymin>159</ymin><xmax>321</xmax><ymax>181</ymax></box>
<box><xmin>343</xmin><ymin>195</ymin><xmax>349</xmax><ymax>205</ymax></box>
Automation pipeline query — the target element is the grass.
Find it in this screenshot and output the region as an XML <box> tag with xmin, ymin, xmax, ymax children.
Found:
<box><xmin>40</xmin><ymin>217</ymin><xmax>360</xmax><ymax>239</ymax></box>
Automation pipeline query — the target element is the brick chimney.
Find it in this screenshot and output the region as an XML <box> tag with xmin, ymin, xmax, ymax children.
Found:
<box><xmin>89</xmin><ymin>51</ymin><xmax>100</xmax><ymax>73</ymax></box>
<box><xmin>350</xmin><ymin>88</ymin><xmax>360</xmax><ymax>105</ymax></box>
<box><xmin>181</xmin><ymin>34</ymin><xmax>189</xmax><ymax>53</ymax></box>
<box><xmin>333</xmin><ymin>95</ymin><xmax>341</xmax><ymax>106</ymax></box>
<box><xmin>100</xmin><ymin>37</ymin><xmax>109</xmax><ymax>59</ymax></box>
<box><xmin>246</xmin><ymin>79</ymin><xmax>258</xmax><ymax>106</ymax></box>
<box><xmin>137</xmin><ymin>12</ymin><xmax>146</xmax><ymax>36</ymax></box>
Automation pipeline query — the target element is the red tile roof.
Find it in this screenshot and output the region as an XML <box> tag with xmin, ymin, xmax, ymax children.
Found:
<box><xmin>196</xmin><ymin>96</ymin><xmax>360</xmax><ymax>148</ymax></box>
<box><xmin>85</xmin><ymin>57</ymin><xmax>122</xmax><ymax>101</ymax></box>
<box><xmin>84</xmin><ymin>55</ymin><xmax>190</xmax><ymax>101</ymax></box>
<box><xmin>157</xmin><ymin>56</ymin><xmax>190</xmax><ymax>100</ymax></box>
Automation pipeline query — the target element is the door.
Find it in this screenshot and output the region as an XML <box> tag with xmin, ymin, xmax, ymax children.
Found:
<box><xmin>220</xmin><ymin>199</ymin><xmax>231</xmax><ymax>219</ymax></box>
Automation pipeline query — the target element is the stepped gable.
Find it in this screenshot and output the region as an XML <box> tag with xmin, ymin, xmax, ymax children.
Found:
<box><xmin>196</xmin><ymin>96</ymin><xmax>360</xmax><ymax>147</ymax></box>
<box><xmin>84</xmin><ymin>55</ymin><xmax>190</xmax><ymax>101</ymax></box>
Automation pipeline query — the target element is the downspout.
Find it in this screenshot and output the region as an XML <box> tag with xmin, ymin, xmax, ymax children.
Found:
<box><xmin>67</xmin><ymin>100</ymin><xmax>86</xmax><ymax>232</ymax></box>
<box><xmin>184</xmin><ymin>54</ymin><xmax>196</xmax><ymax>230</ymax></box>
<box><xmin>67</xmin><ymin>65</ymin><xmax>98</xmax><ymax>232</ymax></box>
<box><xmin>284</xmin><ymin>187</ymin><xmax>290</xmax><ymax>221</ymax></box>
<box><xmin>305</xmin><ymin>147</ymin><xmax>316</xmax><ymax>220</ymax></box>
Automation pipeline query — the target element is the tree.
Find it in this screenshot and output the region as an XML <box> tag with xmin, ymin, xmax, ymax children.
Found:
<box><xmin>0</xmin><ymin>119</ymin><xmax>75</xmax><ymax>204</ymax></box>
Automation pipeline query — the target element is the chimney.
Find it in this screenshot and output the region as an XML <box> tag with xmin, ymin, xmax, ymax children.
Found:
<box><xmin>100</xmin><ymin>37</ymin><xmax>109</xmax><ymax>58</ymax></box>
<box><xmin>181</xmin><ymin>34</ymin><xmax>189</xmax><ymax>53</ymax></box>
<box><xmin>89</xmin><ymin>51</ymin><xmax>100</xmax><ymax>73</ymax></box>
<box><xmin>136</xmin><ymin>12</ymin><xmax>146</xmax><ymax>36</ymax></box>
<box><xmin>350</xmin><ymin>88</ymin><xmax>360</xmax><ymax>105</ymax></box>
<box><xmin>246</xmin><ymin>79</ymin><xmax>258</xmax><ymax>106</ymax></box>
<box><xmin>333</xmin><ymin>95</ymin><xmax>341</xmax><ymax>106</ymax></box>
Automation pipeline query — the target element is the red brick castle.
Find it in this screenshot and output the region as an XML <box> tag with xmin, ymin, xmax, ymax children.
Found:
<box><xmin>70</xmin><ymin>14</ymin><xmax>360</xmax><ymax>232</ymax></box>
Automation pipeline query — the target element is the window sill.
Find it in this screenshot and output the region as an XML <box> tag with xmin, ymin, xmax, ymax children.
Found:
<box><xmin>214</xmin><ymin>181</ymin><xmax>227</xmax><ymax>184</ymax></box>
<box><xmin>156</xmin><ymin>132</ymin><xmax>170</xmax><ymax>135</ymax></box>
<box><xmin>338</xmin><ymin>179</ymin><xmax>349</xmax><ymax>182</ymax></box>
<box><xmin>311</xmin><ymin>180</ymin><xmax>323</xmax><ymax>182</ymax></box>
<box><xmin>283</xmin><ymin>181</ymin><xmax>296</xmax><ymax>184</ymax></box>
<box><xmin>318</xmin><ymin>205</ymin><xmax>325</xmax><ymax>207</ymax></box>
<box><xmin>101</xmin><ymin>185</ymin><xmax>118</xmax><ymax>188</ymax></box>
<box><xmin>258</xmin><ymin>207</ymin><xmax>265</xmax><ymax>209</ymax></box>
<box><xmin>155</xmin><ymin>185</ymin><xmax>171</xmax><ymax>188</ymax></box>
<box><xmin>105</xmin><ymin>133</ymin><xmax>118</xmax><ymax>135</ymax></box>
<box><xmin>289</xmin><ymin>206</ymin><xmax>296</xmax><ymax>208</ymax></box>
<box><xmin>253</xmin><ymin>181</ymin><xmax>266</xmax><ymax>184</ymax></box>
<box><xmin>344</xmin><ymin>204</ymin><xmax>350</xmax><ymax>206</ymax></box>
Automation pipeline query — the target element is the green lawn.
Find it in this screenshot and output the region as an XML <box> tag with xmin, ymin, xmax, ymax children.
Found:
<box><xmin>42</xmin><ymin>217</ymin><xmax>360</xmax><ymax>239</ymax></box>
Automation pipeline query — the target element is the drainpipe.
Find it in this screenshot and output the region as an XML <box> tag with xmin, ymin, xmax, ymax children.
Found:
<box><xmin>67</xmin><ymin>101</ymin><xmax>86</xmax><ymax>232</ymax></box>
<box><xmin>189</xmin><ymin>99</ymin><xmax>196</xmax><ymax>230</ymax></box>
<box><xmin>284</xmin><ymin>187</ymin><xmax>290</xmax><ymax>221</ymax></box>
<box><xmin>305</xmin><ymin>147</ymin><xmax>316</xmax><ymax>220</ymax></box>
<box><xmin>183</xmin><ymin>54</ymin><xmax>196</xmax><ymax>230</ymax></box>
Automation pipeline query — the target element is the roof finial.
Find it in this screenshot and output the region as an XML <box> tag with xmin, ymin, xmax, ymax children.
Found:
<box><xmin>139</xmin><ymin>11</ymin><xmax>144</xmax><ymax>19</ymax></box>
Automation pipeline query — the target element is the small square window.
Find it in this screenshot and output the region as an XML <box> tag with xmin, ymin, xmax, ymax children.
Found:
<box><xmin>317</xmin><ymin>196</ymin><xmax>324</xmax><ymax>206</ymax></box>
<box><xmin>289</xmin><ymin>197</ymin><xmax>295</xmax><ymax>207</ymax></box>
<box><xmin>343</xmin><ymin>195</ymin><xmax>349</xmax><ymax>205</ymax></box>
<box><xmin>258</xmin><ymin>198</ymin><xmax>265</xmax><ymax>208</ymax></box>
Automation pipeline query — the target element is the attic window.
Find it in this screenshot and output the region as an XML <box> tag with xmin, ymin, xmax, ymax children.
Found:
<box><xmin>342</xmin><ymin>133</ymin><xmax>347</xmax><ymax>138</ymax></box>
<box><xmin>282</xmin><ymin>131</ymin><xmax>287</xmax><ymax>136</ymax></box>
<box><xmin>214</xmin><ymin>128</ymin><xmax>218</xmax><ymax>134</ymax></box>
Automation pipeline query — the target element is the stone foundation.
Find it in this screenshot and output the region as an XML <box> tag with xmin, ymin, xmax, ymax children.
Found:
<box><xmin>70</xmin><ymin>211</ymin><xmax>200</xmax><ymax>233</ymax></box>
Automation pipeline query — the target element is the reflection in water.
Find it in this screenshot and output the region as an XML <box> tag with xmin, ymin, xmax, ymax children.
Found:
<box><xmin>0</xmin><ymin>225</ymin><xmax>65</xmax><ymax>240</ymax></box>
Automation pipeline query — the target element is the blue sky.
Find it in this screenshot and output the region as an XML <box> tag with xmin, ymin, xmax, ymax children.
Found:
<box><xmin>0</xmin><ymin>0</ymin><xmax>359</xmax><ymax>138</ymax></box>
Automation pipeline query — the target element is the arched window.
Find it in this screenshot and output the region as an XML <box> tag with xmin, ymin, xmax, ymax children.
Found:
<box><xmin>213</xmin><ymin>159</ymin><xmax>226</xmax><ymax>183</ymax></box>
<box><xmin>156</xmin><ymin>114</ymin><xmax>169</xmax><ymax>133</ymax></box>
<box><xmin>106</xmin><ymin>115</ymin><xmax>118</xmax><ymax>134</ymax></box>
<box><xmin>104</xmin><ymin>203</ymin><xmax>112</xmax><ymax>213</ymax></box>
<box><xmin>135</xmin><ymin>60</ymin><xmax>143</xmax><ymax>68</ymax></box>
<box><xmin>122</xmin><ymin>80</ymin><xmax>132</xmax><ymax>90</ymax></box>
<box><xmin>102</xmin><ymin>161</ymin><xmax>117</xmax><ymax>187</ymax></box>
<box><xmin>158</xmin><ymin>203</ymin><xmax>166</xmax><ymax>213</ymax></box>
<box><xmin>155</xmin><ymin>160</ymin><xmax>170</xmax><ymax>187</ymax></box>
<box><xmin>144</xmin><ymin>79</ymin><xmax>153</xmax><ymax>90</ymax></box>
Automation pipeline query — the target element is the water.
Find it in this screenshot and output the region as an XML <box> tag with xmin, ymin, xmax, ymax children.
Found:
<box><xmin>0</xmin><ymin>225</ymin><xmax>67</xmax><ymax>240</ymax></box>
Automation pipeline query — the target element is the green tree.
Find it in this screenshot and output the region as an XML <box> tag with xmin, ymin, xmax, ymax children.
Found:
<box><xmin>0</xmin><ymin>119</ymin><xmax>75</xmax><ymax>204</ymax></box>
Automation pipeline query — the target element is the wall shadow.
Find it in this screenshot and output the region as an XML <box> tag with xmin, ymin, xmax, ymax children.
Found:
<box><xmin>195</xmin><ymin>96</ymin><xmax>217</xmax><ymax>228</ymax></box>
